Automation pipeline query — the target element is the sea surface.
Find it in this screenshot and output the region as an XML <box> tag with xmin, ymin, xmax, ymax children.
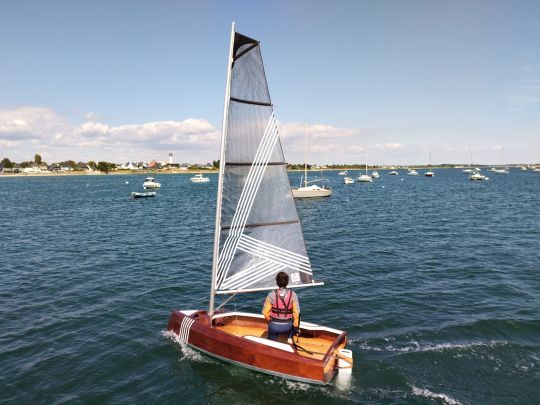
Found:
<box><xmin>1</xmin><ymin>169</ymin><xmax>539</xmax><ymax>404</ymax></box>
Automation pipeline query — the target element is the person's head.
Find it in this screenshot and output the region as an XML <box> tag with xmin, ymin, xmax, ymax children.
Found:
<box><xmin>276</xmin><ymin>271</ymin><xmax>289</xmax><ymax>288</ymax></box>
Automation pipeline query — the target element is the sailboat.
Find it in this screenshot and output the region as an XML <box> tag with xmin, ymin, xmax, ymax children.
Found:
<box><xmin>467</xmin><ymin>145</ymin><xmax>488</xmax><ymax>180</ymax></box>
<box><xmin>167</xmin><ymin>24</ymin><xmax>352</xmax><ymax>385</ymax></box>
<box><xmin>357</xmin><ymin>151</ymin><xmax>372</xmax><ymax>182</ymax></box>
<box><xmin>291</xmin><ymin>124</ymin><xmax>332</xmax><ymax>198</ymax></box>
<box><xmin>425</xmin><ymin>151</ymin><xmax>435</xmax><ymax>177</ymax></box>
<box><xmin>462</xmin><ymin>144</ymin><xmax>474</xmax><ymax>174</ymax></box>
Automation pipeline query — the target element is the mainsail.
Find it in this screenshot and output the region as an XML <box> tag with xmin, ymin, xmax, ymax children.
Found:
<box><xmin>211</xmin><ymin>25</ymin><xmax>322</xmax><ymax>300</ymax></box>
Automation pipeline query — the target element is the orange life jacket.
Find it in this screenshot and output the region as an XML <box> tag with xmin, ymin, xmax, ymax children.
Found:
<box><xmin>270</xmin><ymin>290</ymin><xmax>293</xmax><ymax>320</ymax></box>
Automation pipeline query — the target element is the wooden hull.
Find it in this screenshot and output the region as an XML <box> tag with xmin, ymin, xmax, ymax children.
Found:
<box><xmin>167</xmin><ymin>310</ymin><xmax>350</xmax><ymax>384</ymax></box>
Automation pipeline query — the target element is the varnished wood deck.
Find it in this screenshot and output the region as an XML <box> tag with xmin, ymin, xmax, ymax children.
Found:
<box><xmin>216</xmin><ymin>319</ymin><xmax>337</xmax><ymax>361</ymax></box>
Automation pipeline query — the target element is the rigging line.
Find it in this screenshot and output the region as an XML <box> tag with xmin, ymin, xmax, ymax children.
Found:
<box><xmin>217</xmin><ymin>112</ymin><xmax>275</xmax><ymax>266</ymax></box>
<box><xmin>217</xmin><ymin>117</ymin><xmax>279</xmax><ymax>284</ymax></box>
<box><xmin>240</xmin><ymin>233</ymin><xmax>312</xmax><ymax>262</ymax></box>
<box><xmin>214</xmin><ymin>293</ymin><xmax>237</xmax><ymax>312</ymax></box>
<box><xmin>216</xmin><ymin>121</ymin><xmax>277</xmax><ymax>283</ymax></box>
<box><xmin>233</xmin><ymin>294</ymin><xmax>239</xmax><ymax>337</ymax></box>
<box><xmin>236</xmin><ymin>241</ymin><xmax>312</xmax><ymax>272</ymax></box>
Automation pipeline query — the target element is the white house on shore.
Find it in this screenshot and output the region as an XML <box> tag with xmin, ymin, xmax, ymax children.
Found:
<box><xmin>22</xmin><ymin>165</ymin><xmax>50</xmax><ymax>174</ymax></box>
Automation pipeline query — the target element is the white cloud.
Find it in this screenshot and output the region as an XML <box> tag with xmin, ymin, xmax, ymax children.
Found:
<box><xmin>0</xmin><ymin>106</ymin><xmax>220</xmax><ymax>162</ymax></box>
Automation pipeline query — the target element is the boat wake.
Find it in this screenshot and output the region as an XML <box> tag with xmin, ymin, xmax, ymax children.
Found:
<box><xmin>411</xmin><ymin>385</ymin><xmax>462</xmax><ymax>405</ymax></box>
<box><xmin>161</xmin><ymin>330</ymin><xmax>210</xmax><ymax>363</ymax></box>
<box><xmin>353</xmin><ymin>339</ymin><xmax>508</xmax><ymax>354</ymax></box>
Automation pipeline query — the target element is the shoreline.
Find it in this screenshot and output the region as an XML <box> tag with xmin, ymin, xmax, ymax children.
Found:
<box><xmin>0</xmin><ymin>167</ymin><xmax>460</xmax><ymax>178</ymax></box>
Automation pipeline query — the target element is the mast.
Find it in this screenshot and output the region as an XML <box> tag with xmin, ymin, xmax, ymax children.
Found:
<box><xmin>304</xmin><ymin>122</ymin><xmax>308</xmax><ymax>187</ymax></box>
<box><xmin>469</xmin><ymin>144</ymin><xmax>472</xmax><ymax>169</ymax></box>
<box><xmin>365</xmin><ymin>150</ymin><xmax>368</xmax><ymax>175</ymax></box>
<box><xmin>209</xmin><ymin>22</ymin><xmax>235</xmax><ymax>318</ymax></box>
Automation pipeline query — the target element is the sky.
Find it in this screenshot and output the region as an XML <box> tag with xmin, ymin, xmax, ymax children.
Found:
<box><xmin>1</xmin><ymin>0</ymin><xmax>540</xmax><ymax>165</ymax></box>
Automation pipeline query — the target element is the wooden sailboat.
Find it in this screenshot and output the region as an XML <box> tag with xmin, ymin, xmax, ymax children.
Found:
<box><xmin>167</xmin><ymin>23</ymin><xmax>352</xmax><ymax>385</ymax></box>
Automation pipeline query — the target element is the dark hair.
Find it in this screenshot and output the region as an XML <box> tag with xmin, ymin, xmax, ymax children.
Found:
<box><xmin>276</xmin><ymin>272</ymin><xmax>289</xmax><ymax>288</ymax></box>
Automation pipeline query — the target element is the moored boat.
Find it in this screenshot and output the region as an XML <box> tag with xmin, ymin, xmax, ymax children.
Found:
<box><xmin>469</xmin><ymin>172</ymin><xmax>489</xmax><ymax>181</ymax></box>
<box><xmin>343</xmin><ymin>176</ymin><xmax>354</xmax><ymax>184</ymax></box>
<box><xmin>292</xmin><ymin>124</ymin><xmax>332</xmax><ymax>198</ymax></box>
<box><xmin>190</xmin><ymin>174</ymin><xmax>210</xmax><ymax>183</ymax></box>
<box><xmin>143</xmin><ymin>177</ymin><xmax>161</xmax><ymax>189</ymax></box>
<box><xmin>167</xmin><ymin>24</ymin><xmax>351</xmax><ymax>385</ymax></box>
<box><xmin>131</xmin><ymin>191</ymin><xmax>156</xmax><ymax>198</ymax></box>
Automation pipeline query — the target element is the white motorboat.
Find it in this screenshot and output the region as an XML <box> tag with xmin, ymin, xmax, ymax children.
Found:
<box><xmin>407</xmin><ymin>169</ymin><xmax>419</xmax><ymax>176</ymax></box>
<box><xmin>338</xmin><ymin>170</ymin><xmax>348</xmax><ymax>175</ymax></box>
<box><xmin>520</xmin><ymin>166</ymin><xmax>528</xmax><ymax>171</ymax></box>
<box><xmin>532</xmin><ymin>167</ymin><xmax>540</xmax><ymax>172</ymax></box>
<box><xmin>469</xmin><ymin>172</ymin><xmax>489</xmax><ymax>181</ymax></box>
<box><xmin>492</xmin><ymin>168</ymin><xmax>509</xmax><ymax>174</ymax></box>
<box><xmin>343</xmin><ymin>177</ymin><xmax>354</xmax><ymax>184</ymax></box>
<box><xmin>190</xmin><ymin>174</ymin><xmax>210</xmax><ymax>183</ymax></box>
<box><xmin>143</xmin><ymin>177</ymin><xmax>161</xmax><ymax>189</ymax></box>
<box><xmin>371</xmin><ymin>171</ymin><xmax>379</xmax><ymax>178</ymax></box>
<box><xmin>388</xmin><ymin>171</ymin><xmax>399</xmax><ymax>175</ymax></box>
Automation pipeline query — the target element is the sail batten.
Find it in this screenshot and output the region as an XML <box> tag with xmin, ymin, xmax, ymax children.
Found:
<box><xmin>212</xmin><ymin>27</ymin><xmax>320</xmax><ymax>295</ymax></box>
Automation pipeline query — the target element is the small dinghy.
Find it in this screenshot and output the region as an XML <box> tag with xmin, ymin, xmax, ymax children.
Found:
<box><xmin>167</xmin><ymin>24</ymin><xmax>352</xmax><ymax>385</ymax></box>
<box><xmin>131</xmin><ymin>191</ymin><xmax>156</xmax><ymax>198</ymax></box>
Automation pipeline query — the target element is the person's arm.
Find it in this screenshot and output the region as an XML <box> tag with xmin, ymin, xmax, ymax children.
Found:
<box><xmin>292</xmin><ymin>294</ymin><xmax>300</xmax><ymax>328</ymax></box>
<box><xmin>262</xmin><ymin>297</ymin><xmax>272</xmax><ymax>321</ymax></box>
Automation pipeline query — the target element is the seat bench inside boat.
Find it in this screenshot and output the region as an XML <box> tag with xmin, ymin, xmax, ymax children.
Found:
<box><xmin>211</xmin><ymin>311</ymin><xmax>345</xmax><ymax>361</ymax></box>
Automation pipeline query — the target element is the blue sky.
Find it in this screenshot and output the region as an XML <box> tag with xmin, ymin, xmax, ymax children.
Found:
<box><xmin>1</xmin><ymin>0</ymin><xmax>539</xmax><ymax>165</ymax></box>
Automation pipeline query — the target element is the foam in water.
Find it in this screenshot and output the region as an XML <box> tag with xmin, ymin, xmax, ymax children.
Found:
<box><xmin>161</xmin><ymin>330</ymin><xmax>209</xmax><ymax>363</ymax></box>
<box><xmin>354</xmin><ymin>339</ymin><xmax>508</xmax><ymax>354</ymax></box>
<box><xmin>411</xmin><ymin>385</ymin><xmax>462</xmax><ymax>405</ymax></box>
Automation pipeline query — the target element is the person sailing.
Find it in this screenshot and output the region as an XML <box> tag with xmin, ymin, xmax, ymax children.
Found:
<box><xmin>262</xmin><ymin>271</ymin><xmax>300</xmax><ymax>344</ymax></box>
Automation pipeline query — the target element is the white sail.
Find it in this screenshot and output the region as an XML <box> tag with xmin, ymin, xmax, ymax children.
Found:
<box><xmin>212</xmin><ymin>28</ymin><xmax>321</xmax><ymax>296</ymax></box>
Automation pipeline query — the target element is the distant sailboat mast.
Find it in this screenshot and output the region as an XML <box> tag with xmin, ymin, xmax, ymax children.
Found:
<box><xmin>365</xmin><ymin>150</ymin><xmax>368</xmax><ymax>175</ymax></box>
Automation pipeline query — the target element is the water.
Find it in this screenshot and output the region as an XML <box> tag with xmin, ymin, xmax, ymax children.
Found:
<box><xmin>1</xmin><ymin>170</ymin><xmax>539</xmax><ymax>404</ymax></box>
